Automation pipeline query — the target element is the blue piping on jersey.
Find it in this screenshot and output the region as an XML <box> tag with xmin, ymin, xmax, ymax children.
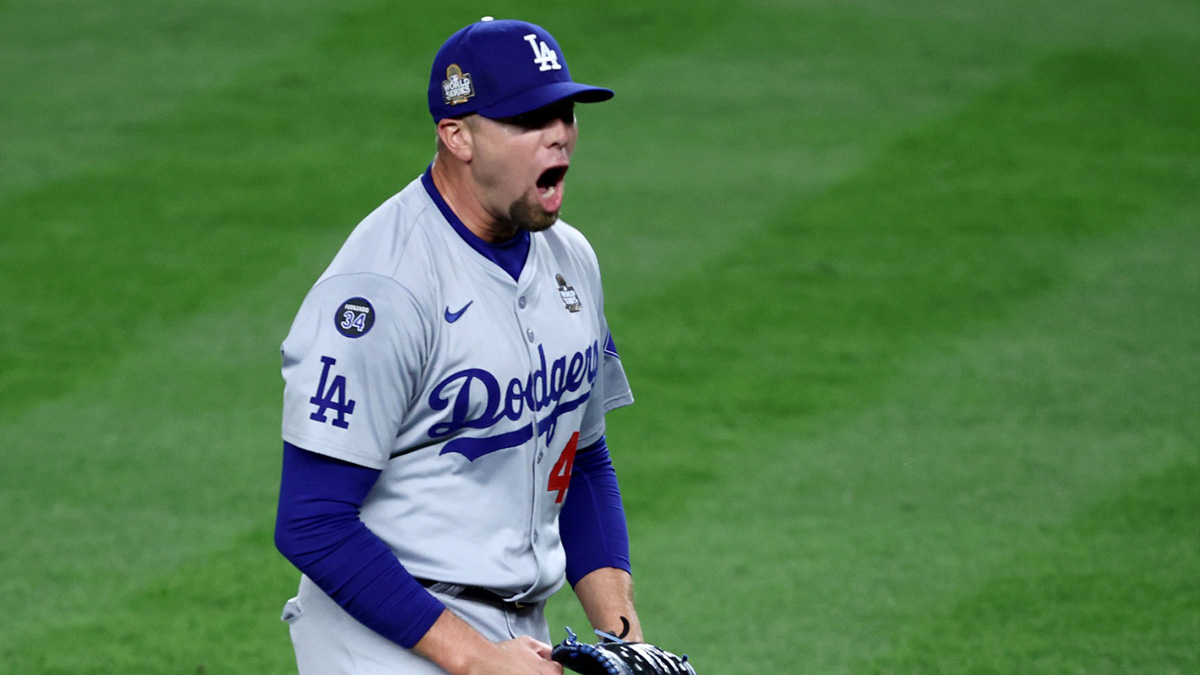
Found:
<box><xmin>421</xmin><ymin>166</ymin><xmax>530</xmax><ymax>281</ymax></box>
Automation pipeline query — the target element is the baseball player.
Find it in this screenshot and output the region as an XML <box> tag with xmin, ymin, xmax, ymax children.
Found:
<box><xmin>274</xmin><ymin>17</ymin><xmax>643</xmax><ymax>675</ymax></box>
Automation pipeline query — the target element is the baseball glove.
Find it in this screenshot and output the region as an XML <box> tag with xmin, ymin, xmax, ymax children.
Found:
<box><xmin>551</xmin><ymin>626</ymin><xmax>697</xmax><ymax>675</ymax></box>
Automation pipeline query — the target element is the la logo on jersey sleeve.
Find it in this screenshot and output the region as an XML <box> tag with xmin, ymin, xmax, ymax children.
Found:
<box><xmin>309</xmin><ymin>356</ymin><xmax>356</xmax><ymax>429</ymax></box>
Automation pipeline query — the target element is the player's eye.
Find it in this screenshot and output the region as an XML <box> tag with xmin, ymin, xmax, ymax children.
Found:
<box><xmin>502</xmin><ymin>101</ymin><xmax>575</xmax><ymax>129</ymax></box>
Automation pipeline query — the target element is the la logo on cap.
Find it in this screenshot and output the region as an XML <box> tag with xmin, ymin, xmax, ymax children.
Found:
<box><xmin>523</xmin><ymin>33</ymin><xmax>561</xmax><ymax>72</ymax></box>
<box><xmin>442</xmin><ymin>64</ymin><xmax>474</xmax><ymax>106</ymax></box>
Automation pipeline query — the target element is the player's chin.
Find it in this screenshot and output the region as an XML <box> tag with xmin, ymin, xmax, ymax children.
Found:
<box><xmin>509</xmin><ymin>196</ymin><xmax>560</xmax><ymax>232</ymax></box>
<box><xmin>521</xmin><ymin>214</ymin><xmax>558</xmax><ymax>232</ymax></box>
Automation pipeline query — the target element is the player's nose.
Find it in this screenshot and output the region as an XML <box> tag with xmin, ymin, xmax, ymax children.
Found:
<box><xmin>543</xmin><ymin>115</ymin><xmax>574</xmax><ymax>150</ymax></box>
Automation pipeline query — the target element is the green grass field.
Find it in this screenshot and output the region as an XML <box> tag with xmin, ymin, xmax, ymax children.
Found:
<box><xmin>2</xmin><ymin>1</ymin><xmax>1197</xmax><ymax>673</ymax></box>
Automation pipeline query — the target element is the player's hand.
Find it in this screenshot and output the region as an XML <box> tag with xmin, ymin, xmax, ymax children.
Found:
<box><xmin>415</xmin><ymin>609</ymin><xmax>562</xmax><ymax>675</ymax></box>
<box><xmin>468</xmin><ymin>636</ymin><xmax>562</xmax><ymax>675</ymax></box>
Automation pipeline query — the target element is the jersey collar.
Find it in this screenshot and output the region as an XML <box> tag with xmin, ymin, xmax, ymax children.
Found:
<box><xmin>421</xmin><ymin>165</ymin><xmax>530</xmax><ymax>282</ymax></box>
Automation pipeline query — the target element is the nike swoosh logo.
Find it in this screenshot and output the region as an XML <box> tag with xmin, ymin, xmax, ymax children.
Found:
<box><xmin>444</xmin><ymin>301</ymin><xmax>473</xmax><ymax>324</ymax></box>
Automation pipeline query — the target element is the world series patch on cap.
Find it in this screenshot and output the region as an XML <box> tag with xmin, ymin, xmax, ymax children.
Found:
<box><xmin>428</xmin><ymin>17</ymin><xmax>613</xmax><ymax>121</ymax></box>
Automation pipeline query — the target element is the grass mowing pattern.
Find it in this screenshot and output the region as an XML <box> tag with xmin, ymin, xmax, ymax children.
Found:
<box><xmin>1</xmin><ymin>1</ymin><xmax>1196</xmax><ymax>672</ymax></box>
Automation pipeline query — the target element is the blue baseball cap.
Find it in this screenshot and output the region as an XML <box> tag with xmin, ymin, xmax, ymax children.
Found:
<box><xmin>428</xmin><ymin>17</ymin><xmax>614</xmax><ymax>121</ymax></box>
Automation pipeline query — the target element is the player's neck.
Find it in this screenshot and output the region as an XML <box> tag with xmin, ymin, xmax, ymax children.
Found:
<box><xmin>429</xmin><ymin>158</ymin><xmax>518</xmax><ymax>244</ymax></box>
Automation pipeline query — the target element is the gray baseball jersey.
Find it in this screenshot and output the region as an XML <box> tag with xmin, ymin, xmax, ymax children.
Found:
<box><xmin>280</xmin><ymin>170</ymin><xmax>632</xmax><ymax>603</ymax></box>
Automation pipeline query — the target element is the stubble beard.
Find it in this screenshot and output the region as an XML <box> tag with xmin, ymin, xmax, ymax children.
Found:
<box><xmin>504</xmin><ymin>192</ymin><xmax>559</xmax><ymax>233</ymax></box>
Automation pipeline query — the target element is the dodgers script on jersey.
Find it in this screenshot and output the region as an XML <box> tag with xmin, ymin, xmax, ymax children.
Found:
<box><xmin>280</xmin><ymin>169</ymin><xmax>632</xmax><ymax>604</ymax></box>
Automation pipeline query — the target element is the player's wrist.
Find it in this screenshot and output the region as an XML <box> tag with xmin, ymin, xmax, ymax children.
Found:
<box><xmin>573</xmin><ymin>567</ymin><xmax>641</xmax><ymax>640</ymax></box>
<box><xmin>412</xmin><ymin>609</ymin><xmax>495</xmax><ymax>675</ymax></box>
<box><xmin>458</xmin><ymin>642</ymin><xmax>507</xmax><ymax>675</ymax></box>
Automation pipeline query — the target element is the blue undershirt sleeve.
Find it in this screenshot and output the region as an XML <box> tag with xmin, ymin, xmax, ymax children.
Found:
<box><xmin>559</xmin><ymin>435</ymin><xmax>632</xmax><ymax>586</ymax></box>
<box><xmin>273</xmin><ymin>442</ymin><xmax>445</xmax><ymax>649</ymax></box>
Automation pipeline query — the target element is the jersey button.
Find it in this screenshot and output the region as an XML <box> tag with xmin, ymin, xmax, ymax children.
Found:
<box><xmin>526</xmin><ymin>328</ymin><xmax>535</xmax><ymax>343</ymax></box>
<box><xmin>532</xmin><ymin>531</ymin><xmax>539</xmax><ymax>543</ymax></box>
<box><xmin>536</xmin><ymin>451</ymin><xmax>544</xmax><ymax>463</ymax></box>
<box><xmin>518</xmin><ymin>296</ymin><xmax>527</xmax><ymax>309</ymax></box>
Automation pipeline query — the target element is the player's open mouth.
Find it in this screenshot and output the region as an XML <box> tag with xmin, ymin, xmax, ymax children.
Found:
<box><xmin>536</xmin><ymin>165</ymin><xmax>568</xmax><ymax>211</ymax></box>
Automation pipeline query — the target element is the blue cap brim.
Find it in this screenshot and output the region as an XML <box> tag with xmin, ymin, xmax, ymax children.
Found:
<box><xmin>477</xmin><ymin>81</ymin><xmax>614</xmax><ymax>120</ymax></box>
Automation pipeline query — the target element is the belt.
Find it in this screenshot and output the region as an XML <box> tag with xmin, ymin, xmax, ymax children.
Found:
<box><xmin>415</xmin><ymin>578</ymin><xmax>539</xmax><ymax>613</ymax></box>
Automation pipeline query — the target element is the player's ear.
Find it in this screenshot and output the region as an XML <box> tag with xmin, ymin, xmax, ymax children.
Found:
<box><xmin>436</xmin><ymin>116</ymin><xmax>474</xmax><ymax>162</ymax></box>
